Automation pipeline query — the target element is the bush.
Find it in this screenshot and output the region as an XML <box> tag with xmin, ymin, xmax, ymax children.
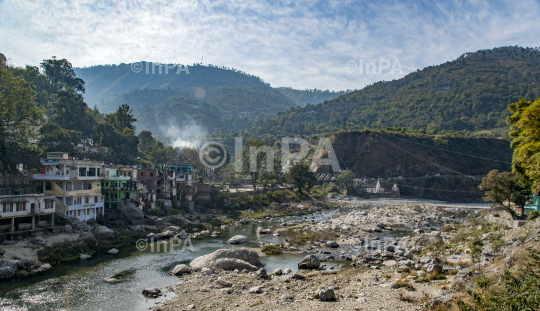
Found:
<box><xmin>458</xmin><ymin>249</ymin><xmax>540</xmax><ymax>310</ymax></box>
<box><xmin>0</xmin><ymin>248</ymin><xmax>5</xmax><ymax>257</ymax></box>
<box><xmin>261</xmin><ymin>245</ymin><xmax>283</xmax><ymax>255</ymax></box>
<box><xmin>492</xmin><ymin>238</ymin><xmax>506</xmax><ymax>253</ymax></box>
<box><xmin>528</xmin><ymin>210</ymin><xmax>540</xmax><ymax>221</ymax></box>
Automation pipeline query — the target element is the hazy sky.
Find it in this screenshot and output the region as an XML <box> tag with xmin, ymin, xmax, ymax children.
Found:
<box><xmin>1</xmin><ymin>0</ymin><xmax>539</xmax><ymax>91</ymax></box>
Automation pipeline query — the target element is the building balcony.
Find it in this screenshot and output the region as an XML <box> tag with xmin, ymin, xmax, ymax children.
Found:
<box><xmin>105</xmin><ymin>176</ymin><xmax>132</xmax><ymax>181</ymax></box>
<box><xmin>66</xmin><ymin>202</ymin><xmax>104</xmax><ymax>210</ymax></box>
<box><xmin>33</xmin><ymin>174</ymin><xmax>70</xmax><ymax>181</ymax></box>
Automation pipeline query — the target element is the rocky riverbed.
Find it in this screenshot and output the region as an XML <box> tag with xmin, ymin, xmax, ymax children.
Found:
<box><xmin>148</xmin><ymin>199</ymin><xmax>540</xmax><ymax>311</ymax></box>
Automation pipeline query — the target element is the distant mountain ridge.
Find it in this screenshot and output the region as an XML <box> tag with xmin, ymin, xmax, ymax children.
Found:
<box><xmin>246</xmin><ymin>46</ymin><xmax>540</xmax><ymax>137</ymax></box>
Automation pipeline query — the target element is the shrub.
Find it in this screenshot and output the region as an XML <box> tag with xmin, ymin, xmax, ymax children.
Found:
<box><xmin>458</xmin><ymin>249</ymin><xmax>540</xmax><ymax>310</ymax></box>
<box><xmin>396</xmin><ymin>279</ymin><xmax>416</xmax><ymax>291</ymax></box>
<box><xmin>492</xmin><ymin>238</ymin><xmax>506</xmax><ymax>253</ymax></box>
<box><xmin>0</xmin><ymin>248</ymin><xmax>5</xmax><ymax>257</ymax></box>
<box><xmin>528</xmin><ymin>210</ymin><xmax>540</xmax><ymax>221</ymax></box>
<box><xmin>261</xmin><ymin>245</ymin><xmax>283</xmax><ymax>255</ymax></box>
<box><xmin>402</xmin><ymin>266</ymin><xmax>411</xmax><ymax>273</ymax></box>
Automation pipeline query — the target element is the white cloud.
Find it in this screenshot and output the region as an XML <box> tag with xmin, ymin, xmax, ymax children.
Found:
<box><xmin>0</xmin><ymin>0</ymin><xmax>539</xmax><ymax>91</ymax></box>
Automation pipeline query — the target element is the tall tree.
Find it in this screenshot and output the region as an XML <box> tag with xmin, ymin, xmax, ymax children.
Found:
<box><xmin>0</xmin><ymin>66</ymin><xmax>44</xmax><ymax>144</ymax></box>
<box><xmin>337</xmin><ymin>170</ymin><xmax>355</xmax><ymax>194</ymax></box>
<box><xmin>287</xmin><ymin>163</ymin><xmax>316</xmax><ymax>194</ymax></box>
<box><xmin>40</xmin><ymin>56</ymin><xmax>85</xmax><ymax>93</ymax></box>
<box><xmin>508</xmin><ymin>98</ymin><xmax>540</xmax><ymax>192</ymax></box>
<box><xmin>478</xmin><ymin>170</ymin><xmax>531</xmax><ymax>219</ymax></box>
<box><xmin>106</xmin><ymin>104</ymin><xmax>137</xmax><ymax>132</ymax></box>
<box><xmin>50</xmin><ymin>87</ymin><xmax>95</xmax><ymax>137</ymax></box>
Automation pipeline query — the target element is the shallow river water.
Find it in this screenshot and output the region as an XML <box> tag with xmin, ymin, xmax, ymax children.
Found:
<box><xmin>0</xmin><ymin>211</ymin><xmax>345</xmax><ymax>311</ymax></box>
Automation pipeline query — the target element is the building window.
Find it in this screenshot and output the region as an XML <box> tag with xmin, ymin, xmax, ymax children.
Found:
<box><xmin>87</xmin><ymin>209</ymin><xmax>91</xmax><ymax>215</ymax></box>
<box><xmin>84</xmin><ymin>182</ymin><xmax>92</xmax><ymax>190</ymax></box>
<box><xmin>150</xmin><ymin>173</ymin><xmax>153</xmax><ymax>176</ymax></box>
<box><xmin>45</xmin><ymin>201</ymin><xmax>53</xmax><ymax>209</ymax></box>
<box><xmin>140</xmin><ymin>172</ymin><xmax>144</xmax><ymax>177</ymax></box>
<box><xmin>97</xmin><ymin>168</ymin><xmax>101</xmax><ymax>176</ymax></box>
<box><xmin>79</xmin><ymin>167</ymin><xmax>87</xmax><ymax>176</ymax></box>
<box><xmin>3</xmin><ymin>203</ymin><xmax>13</xmax><ymax>213</ymax></box>
<box><xmin>85</xmin><ymin>197</ymin><xmax>90</xmax><ymax>204</ymax></box>
<box><xmin>16</xmin><ymin>202</ymin><xmax>26</xmax><ymax>212</ymax></box>
<box><xmin>95</xmin><ymin>196</ymin><xmax>99</xmax><ymax>203</ymax></box>
<box><xmin>77</xmin><ymin>210</ymin><xmax>81</xmax><ymax>216</ymax></box>
<box><xmin>76</xmin><ymin>197</ymin><xmax>82</xmax><ymax>205</ymax></box>
<box><xmin>88</xmin><ymin>167</ymin><xmax>96</xmax><ymax>176</ymax></box>
<box><xmin>45</xmin><ymin>181</ymin><xmax>53</xmax><ymax>191</ymax></box>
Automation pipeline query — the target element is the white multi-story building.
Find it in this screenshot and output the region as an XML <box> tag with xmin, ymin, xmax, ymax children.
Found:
<box><xmin>0</xmin><ymin>194</ymin><xmax>56</xmax><ymax>233</ymax></box>
<box><xmin>33</xmin><ymin>152</ymin><xmax>105</xmax><ymax>221</ymax></box>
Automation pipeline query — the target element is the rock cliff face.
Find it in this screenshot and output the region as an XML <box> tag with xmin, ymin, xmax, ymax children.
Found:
<box><xmin>321</xmin><ymin>130</ymin><xmax>513</xmax><ymax>202</ymax></box>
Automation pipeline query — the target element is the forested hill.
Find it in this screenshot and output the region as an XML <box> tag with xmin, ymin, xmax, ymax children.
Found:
<box><xmin>105</xmin><ymin>86</ymin><xmax>298</xmax><ymax>143</ymax></box>
<box><xmin>74</xmin><ymin>63</ymin><xmax>346</xmax><ymax>109</ymax></box>
<box><xmin>74</xmin><ymin>63</ymin><xmax>270</xmax><ymax>108</ymax></box>
<box><xmin>246</xmin><ymin>46</ymin><xmax>540</xmax><ymax>137</ymax></box>
<box><xmin>274</xmin><ymin>87</ymin><xmax>350</xmax><ymax>107</ymax></box>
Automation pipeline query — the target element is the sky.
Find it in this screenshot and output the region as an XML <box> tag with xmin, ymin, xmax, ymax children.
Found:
<box><xmin>1</xmin><ymin>0</ymin><xmax>539</xmax><ymax>91</ymax></box>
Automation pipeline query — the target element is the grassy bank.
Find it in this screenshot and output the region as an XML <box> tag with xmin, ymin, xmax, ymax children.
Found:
<box><xmin>37</xmin><ymin>230</ymin><xmax>147</xmax><ymax>264</ymax></box>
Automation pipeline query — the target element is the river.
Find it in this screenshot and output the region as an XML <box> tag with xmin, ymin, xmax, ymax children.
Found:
<box><xmin>0</xmin><ymin>211</ymin><xmax>345</xmax><ymax>311</ymax></box>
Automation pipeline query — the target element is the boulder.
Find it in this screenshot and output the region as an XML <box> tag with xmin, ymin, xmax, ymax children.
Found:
<box><xmin>108</xmin><ymin>248</ymin><xmax>119</xmax><ymax>255</ymax></box>
<box><xmin>116</xmin><ymin>201</ymin><xmax>145</xmax><ymax>225</ymax></box>
<box><xmin>256</xmin><ymin>267</ymin><xmax>268</xmax><ymax>279</ymax></box>
<box><xmin>80</xmin><ymin>254</ymin><xmax>92</xmax><ymax>260</ymax></box>
<box><xmin>283</xmin><ymin>268</ymin><xmax>292</xmax><ymax>274</ymax></box>
<box><xmin>298</xmin><ymin>254</ymin><xmax>320</xmax><ymax>270</ymax></box>
<box><xmin>165</xmin><ymin>226</ymin><xmax>181</xmax><ymax>233</ymax></box>
<box><xmin>160</xmin><ymin>230</ymin><xmax>176</xmax><ymax>238</ymax></box>
<box><xmin>427</xmin><ymin>264</ymin><xmax>443</xmax><ymax>275</ymax></box>
<box><xmin>226</xmin><ymin>235</ymin><xmax>249</xmax><ymax>245</ymax></box>
<box><xmin>327</xmin><ymin>241</ymin><xmax>340</xmax><ymax>248</ymax></box>
<box><xmin>72</xmin><ymin>220</ymin><xmax>90</xmax><ymax>232</ymax></box>
<box><xmin>95</xmin><ymin>225</ymin><xmax>114</xmax><ymax>238</ymax></box>
<box><xmin>171</xmin><ymin>264</ymin><xmax>191</xmax><ymax>275</ymax></box>
<box><xmin>190</xmin><ymin>248</ymin><xmax>263</xmax><ymax>271</ymax></box>
<box><xmin>34</xmin><ymin>263</ymin><xmax>51</xmax><ymax>273</ymax></box>
<box><xmin>201</xmin><ymin>267</ymin><xmax>213</xmax><ymax>276</ymax></box>
<box><xmin>281</xmin><ymin>294</ymin><xmax>293</xmax><ymax>302</ymax></box>
<box><xmin>0</xmin><ymin>266</ymin><xmax>16</xmax><ymax>279</ymax></box>
<box><xmin>291</xmin><ymin>273</ymin><xmax>305</xmax><ymax>280</ymax></box>
<box><xmin>216</xmin><ymin>278</ymin><xmax>232</xmax><ymax>287</ymax></box>
<box><xmin>273</xmin><ymin>268</ymin><xmax>283</xmax><ymax>276</ymax></box>
<box><xmin>256</xmin><ymin>227</ymin><xmax>271</xmax><ymax>234</ymax></box>
<box><xmin>177</xmin><ymin>230</ymin><xmax>188</xmax><ymax>239</ymax></box>
<box><xmin>404</xmin><ymin>250</ymin><xmax>413</xmax><ymax>259</ymax></box>
<box><xmin>63</xmin><ymin>225</ymin><xmax>73</xmax><ymax>233</ymax></box>
<box><xmin>248</xmin><ymin>286</ymin><xmax>263</xmax><ymax>294</ymax></box>
<box><xmin>142</xmin><ymin>288</ymin><xmax>162</xmax><ymax>297</ymax></box>
<box><xmin>104</xmin><ymin>278</ymin><xmax>119</xmax><ymax>283</ymax></box>
<box><xmin>79</xmin><ymin>232</ymin><xmax>96</xmax><ymax>242</ymax></box>
<box><xmin>16</xmin><ymin>258</ymin><xmax>38</xmax><ymax>269</ymax></box>
<box><xmin>315</xmin><ymin>288</ymin><xmax>336</xmax><ymax>301</ymax></box>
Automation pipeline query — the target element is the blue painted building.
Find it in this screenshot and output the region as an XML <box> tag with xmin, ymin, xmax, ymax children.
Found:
<box><xmin>524</xmin><ymin>192</ymin><xmax>540</xmax><ymax>215</ymax></box>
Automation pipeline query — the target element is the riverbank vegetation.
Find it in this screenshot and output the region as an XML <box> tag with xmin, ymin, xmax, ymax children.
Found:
<box><xmin>36</xmin><ymin>230</ymin><xmax>146</xmax><ymax>264</ymax></box>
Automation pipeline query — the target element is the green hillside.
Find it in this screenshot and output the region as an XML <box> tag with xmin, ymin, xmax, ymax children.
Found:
<box><xmin>74</xmin><ymin>63</ymin><xmax>271</xmax><ymax>108</ymax></box>
<box><xmin>274</xmin><ymin>87</ymin><xmax>350</xmax><ymax>107</ymax></box>
<box><xmin>246</xmin><ymin>46</ymin><xmax>540</xmax><ymax>137</ymax></box>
